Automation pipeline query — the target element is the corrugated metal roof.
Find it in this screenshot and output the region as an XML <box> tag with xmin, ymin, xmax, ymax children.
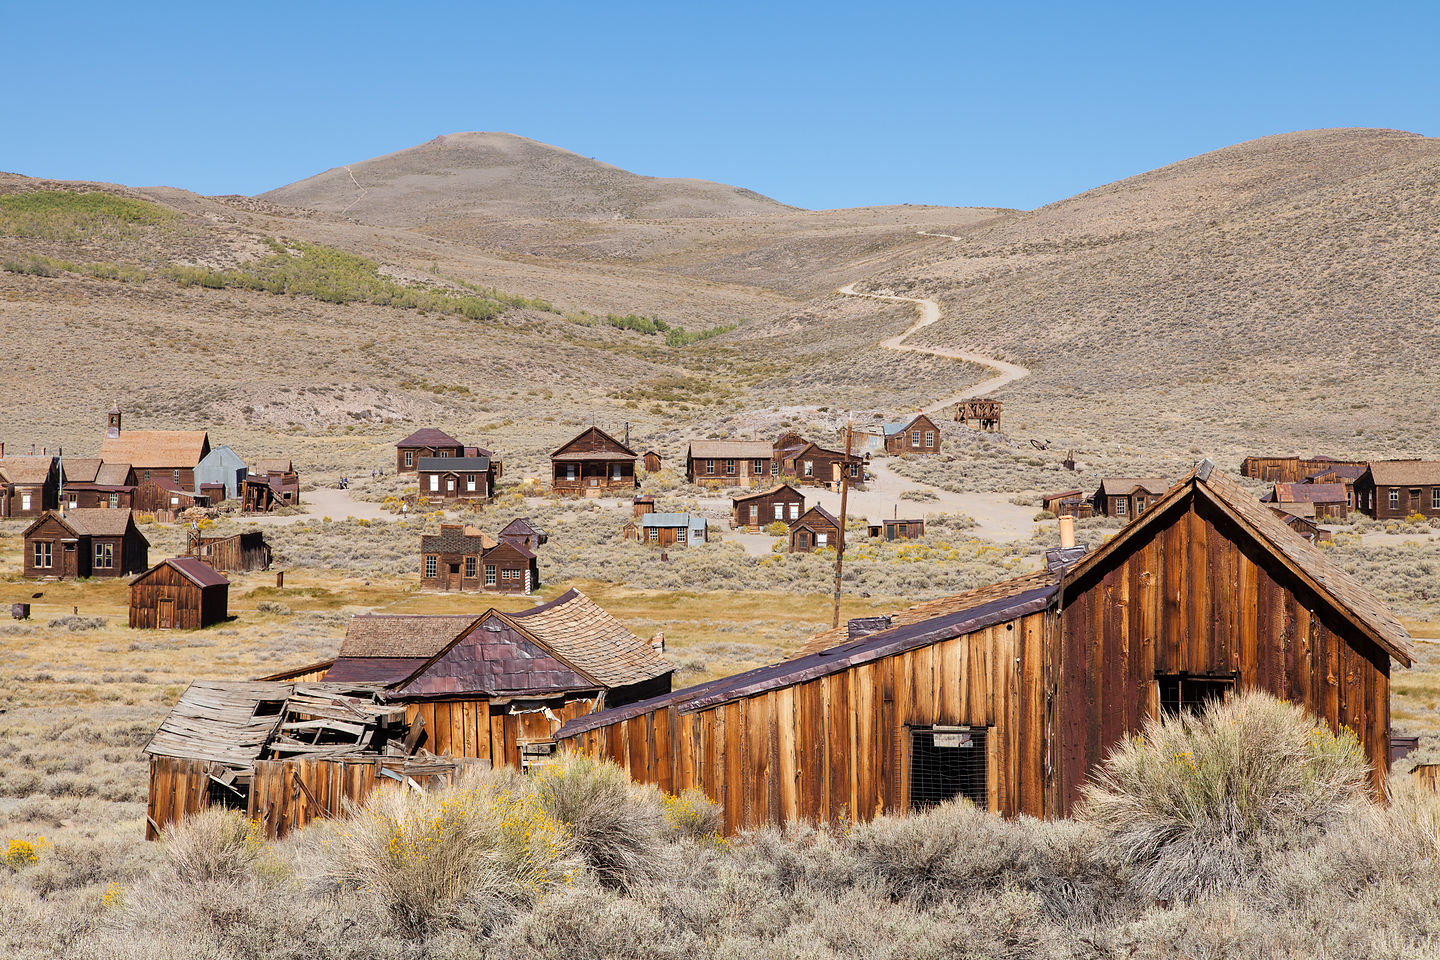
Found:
<box><xmin>165</xmin><ymin>557</ymin><xmax>230</xmax><ymax>588</ymax></box>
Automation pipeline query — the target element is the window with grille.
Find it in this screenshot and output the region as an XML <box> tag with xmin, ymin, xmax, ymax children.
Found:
<box><xmin>925</xmin><ymin>431</ymin><xmax>934</xmax><ymax>447</ymax></box>
<box><xmin>1116</xmin><ymin>499</ymin><xmax>1128</xmax><ymax>517</ymax></box>
<box><xmin>95</xmin><ymin>543</ymin><xmax>114</xmax><ymax>568</ymax></box>
<box><xmin>648</xmin><ymin>527</ymin><xmax>658</xmax><ymax>542</ymax></box>
<box><xmin>465</xmin><ymin>556</ymin><xmax>477</xmax><ymax>578</ymax></box>
<box><xmin>1390</xmin><ymin>489</ymin><xmax>1399</xmax><ymax>508</ymax></box>
<box><xmin>33</xmin><ymin>541</ymin><xmax>52</xmax><ymax>568</ymax></box>
<box><xmin>1157</xmin><ymin>674</ymin><xmax>1234</xmax><ymax>717</ymax></box>
<box><xmin>485</xmin><ymin>564</ymin><xmax>496</xmax><ymax>586</ymax></box>
<box><xmin>753</xmin><ymin>459</ymin><xmax>765</xmax><ymax>475</ymax></box>
<box><xmin>424</xmin><ymin>555</ymin><xmax>437</xmax><ymax>578</ymax></box>
<box><xmin>725</xmin><ymin>459</ymin><xmax>736</xmax><ymax>475</ymax></box>
<box><xmin>910</xmin><ymin>726</ymin><xmax>987</xmax><ymax>810</ymax></box>
<box><xmin>706</xmin><ymin>460</ymin><xmax>715</xmax><ymax>474</ymax></box>
<box><xmin>405</xmin><ymin>451</ymin><xmax>414</xmax><ymax>466</ymax></box>
<box><xmin>676</xmin><ymin>527</ymin><xmax>687</xmax><ymax>543</ymax></box>
<box><xmin>1432</xmin><ymin>489</ymin><xmax>1439</xmax><ymax>510</ymax></box>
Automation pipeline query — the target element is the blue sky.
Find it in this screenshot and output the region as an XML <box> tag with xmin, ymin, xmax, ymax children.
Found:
<box><xmin>5</xmin><ymin>1</ymin><xmax>1437</xmax><ymax>210</ymax></box>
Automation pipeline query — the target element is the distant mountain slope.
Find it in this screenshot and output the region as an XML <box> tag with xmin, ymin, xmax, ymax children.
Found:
<box><xmin>259</xmin><ymin>132</ymin><xmax>794</xmax><ymax>224</ymax></box>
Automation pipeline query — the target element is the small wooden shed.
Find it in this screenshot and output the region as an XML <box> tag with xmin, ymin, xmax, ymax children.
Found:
<box><xmin>186</xmin><ymin>529</ymin><xmax>272</xmax><ymax>572</ymax></box>
<box><xmin>868</xmin><ymin>518</ymin><xmax>925</xmax><ymax>541</ymax></box>
<box><xmin>130</xmin><ymin>557</ymin><xmax>230</xmax><ymax>630</ymax></box>
<box><xmin>788</xmin><ymin>505</ymin><xmax>842</xmax><ymax>552</ymax></box>
<box><xmin>642</xmin><ymin>451</ymin><xmax>663</xmax><ymax>473</ymax></box>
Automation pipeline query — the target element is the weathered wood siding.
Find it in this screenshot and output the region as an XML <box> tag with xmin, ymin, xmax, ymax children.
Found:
<box><xmin>129</xmin><ymin>564</ymin><xmax>227</xmax><ymax>630</ymax></box>
<box><xmin>560</xmin><ymin>613</ymin><xmax>1049</xmax><ymax>832</ymax></box>
<box><xmin>402</xmin><ymin>697</ymin><xmax>598</xmax><ymax>769</ymax></box>
<box><xmin>1056</xmin><ymin>495</ymin><xmax>1392</xmax><ymax>813</ymax></box>
<box><xmin>732</xmin><ymin>488</ymin><xmax>805</xmax><ymax>530</ymax></box>
<box><xmin>145</xmin><ymin>755</ymin><xmax>210</xmax><ymax>839</ymax></box>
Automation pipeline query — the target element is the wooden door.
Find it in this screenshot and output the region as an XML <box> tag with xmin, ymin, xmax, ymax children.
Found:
<box><xmin>157</xmin><ymin>598</ymin><xmax>176</xmax><ymax>629</ymax></box>
<box><xmin>1411</xmin><ymin>489</ymin><xmax>1421</xmax><ymax>513</ymax></box>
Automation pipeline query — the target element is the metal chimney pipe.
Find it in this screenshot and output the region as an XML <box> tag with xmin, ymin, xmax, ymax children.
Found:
<box><xmin>1058</xmin><ymin>515</ymin><xmax>1076</xmax><ymax>549</ymax></box>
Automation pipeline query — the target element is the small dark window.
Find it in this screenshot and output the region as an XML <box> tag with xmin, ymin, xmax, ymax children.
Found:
<box><xmin>1157</xmin><ymin>674</ymin><xmax>1234</xmax><ymax>717</ymax></box>
<box><xmin>910</xmin><ymin>726</ymin><xmax>987</xmax><ymax>810</ymax></box>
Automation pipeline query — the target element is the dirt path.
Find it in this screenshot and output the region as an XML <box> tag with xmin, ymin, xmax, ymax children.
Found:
<box><xmin>836</xmin><ymin>276</ymin><xmax>1029</xmax><ymax>415</ymax></box>
<box><xmin>237</xmin><ymin>485</ymin><xmax>396</xmax><ymax>526</ymax></box>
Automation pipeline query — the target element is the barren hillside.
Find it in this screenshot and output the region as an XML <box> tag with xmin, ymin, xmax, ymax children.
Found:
<box><xmin>260</xmin><ymin>132</ymin><xmax>795</xmax><ymax>224</ymax></box>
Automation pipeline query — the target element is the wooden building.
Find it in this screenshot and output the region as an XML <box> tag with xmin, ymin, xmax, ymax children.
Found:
<box><xmin>396</xmin><ymin>428</ymin><xmax>464</xmax><ymax>473</ymax></box>
<box><xmin>240</xmin><ymin>476</ymin><xmax>286</xmax><ymax>513</ymax></box>
<box><xmin>623</xmin><ymin>512</ymin><xmax>708</xmax><ymax>547</ymax></box>
<box><xmin>134</xmin><ymin>477</ymin><xmax>206</xmax><ymax>516</ymax></box>
<box><xmin>955</xmin><ymin>399</ymin><xmax>1003</xmax><ymax>431</ymax></box>
<box><xmin>0</xmin><ymin>455</ymin><xmax>58</xmax><ymax>518</ymax></box>
<box><xmin>60</xmin><ymin>458</ymin><xmax>136</xmax><ymax>510</ymax></box>
<box><xmin>418</xmin><ymin>455</ymin><xmax>497</xmax><ymax>504</ymax></box>
<box><xmin>420</xmin><ymin>524</ymin><xmax>538</xmax><ymax>594</ymax></box>
<box><xmin>868</xmin><ymin>518</ymin><xmax>925</xmax><ymax>541</ymax></box>
<box><xmin>642</xmin><ymin>451</ymin><xmax>663</xmax><ymax>473</ymax></box>
<box><xmin>1355</xmin><ymin>461</ymin><xmax>1440</xmax><ymax>520</ymax></box>
<box><xmin>1240</xmin><ymin>455</ymin><xmax>1368</xmax><ymax>484</ymax></box>
<box><xmin>788</xmin><ymin>505</ymin><xmax>842</xmax><ymax>552</ymax></box>
<box><xmin>130</xmin><ymin>557</ymin><xmax>230</xmax><ymax>630</ymax></box>
<box><xmin>498</xmin><ymin>517</ymin><xmax>548</xmax><ymax>551</ymax></box>
<box><xmin>1092</xmin><ymin>478</ymin><xmax>1168</xmax><ymax>520</ymax></box>
<box><xmin>777</xmin><ymin>441</ymin><xmax>861</xmax><ymax>488</ymax></box>
<box><xmin>731</xmin><ymin>483</ymin><xmax>805</xmax><ymax>530</ymax></box>
<box><xmin>1304</xmin><ymin>464</ymin><xmax>1365</xmax><ymax>509</ymax></box>
<box><xmin>686</xmin><ymin>440</ymin><xmax>775</xmax><ymax>487</ymax></box>
<box><xmin>98</xmin><ymin>407</ymin><xmax>210</xmax><ymax>490</ymax></box>
<box><xmin>253</xmin><ymin>458</ymin><xmax>300</xmax><ymax>505</ymax></box>
<box><xmin>882</xmin><ymin>414</ymin><xmax>943</xmax><ymax>455</ymax></box>
<box><xmin>186</xmin><ymin>529</ymin><xmax>272</xmax><ymax>572</ymax></box>
<box><xmin>23</xmin><ymin>509</ymin><xmax>149</xmax><ymax>579</ymax></box>
<box><xmin>318</xmin><ymin>590</ymin><xmax>674</xmax><ymax>770</ymax></box>
<box><xmin>143</xmin><ymin>680</ymin><xmax>456</xmax><ymax>839</ymax></box>
<box><xmin>1041</xmin><ymin>489</ymin><xmax>1093</xmax><ymax>519</ymax></box>
<box><xmin>550</xmin><ymin>427</ymin><xmax>638</xmax><ymax>496</ymax></box>
<box><xmin>1264</xmin><ymin>482</ymin><xmax>1349</xmax><ymax>520</ymax></box>
<box><xmin>556</xmin><ymin>463</ymin><xmax>1411</xmax><ymax>832</ymax></box>
<box><xmin>1270</xmin><ymin>507</ymin><xmax>1329</xmax><ymax>544</ymax></box>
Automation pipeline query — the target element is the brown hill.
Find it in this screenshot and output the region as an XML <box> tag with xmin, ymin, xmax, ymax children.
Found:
<box><xmin>259</xmin><ymin>132</ymin><xmax>795</xmax><ymax>225</ymax></box>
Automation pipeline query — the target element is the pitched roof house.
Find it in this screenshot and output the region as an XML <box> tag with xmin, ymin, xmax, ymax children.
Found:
<box><xmin>557</xmin><ymin>463</ymin><xmax>1410</xmax><ymax>833</ymax></box>
<box><xmin>550</xmin><ymin>426</ymin><xmax>638</xmax><ymax>496</ymax></box>
<box><xmin>0</xmin><ymin>455</ymin><xmax>58</xmax><ymax>518</ymax></box>
<box><xmin>623</xmin><ymin>512</ymin><xmax>708</xmax><ymax>547</ymax></box>
<box><xmin>788</xmin><ymin>505</ymin><xmax>842</xmax><ymax>552</ymax></box>
<box><xmin>1355</xmin><ymin>461</ymin><xmax>1440</xmax><ymax>520</ymax></box>
<box><xmin>1092</xmin><ymin>477</ymin><xmax>1168</xmax><ymax>519</ymax></box>
<box><xmin>23</xmin><ymin>508</ymin><xmax>149</xmax><ymax>578</ymax></box>
<box><xmin>420</xmin><ymin>524</ymin><xmax>538</xmax><ymax>594</ymax></box>
<box><xmin>686</xmin><ymin>440</ymin><xmax>776</xmax><ymax>486</ymax></box>
<box><xmin>1263</xmin><ymin>481</ymin><xmax>1349</xmax><ymax>519</ymax></box>
<box><xmin>417</xmin><ymin>455</ymin><xmax>497</xmax><ymax>503</ymax></box>
<box><xmin>396</xmin><ymin>428</ymin><xmax>464</xmax><ymax>473</ymax></box>
<box><xmin>99</xmin><ymin>408</ymin><xmax>210</xmax><ymax>489</ymax></box>
<box><xmin>129</xmin><ymin>557</ymin><xmax>229</xmax><ymax>630</ymax></box>
<box><xmin>882</xmin><ymin>414</ymin><xmax>943</xmax><ymax>455</ymax></box>
<box><xmin>731</xmin><ymin>482</ymin><xmax>805</xmax><ymax>530</ymax></box>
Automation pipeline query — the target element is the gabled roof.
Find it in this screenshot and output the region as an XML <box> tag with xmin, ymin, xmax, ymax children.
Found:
<box><xmin>790</xmin><ymin>504</ymin><xmax>840</xmax><ymax>529</ymax></box>
<box><xmin>731</xmin><ymin>482</ymin><xmax>804</xmax><ymax>504</ymax></box>
<box><xmin>503</xmin><ymin>588</ymin><xmax>671</xmax><ymax>687</ymax></box>
<box><xmin>1041</xmin><ymin>489</ymin><xmax>1084</xmax><ymax>501</ymax></box>
<box><xmin>500</xmin><ymin>517</ymin><xmax>546</xmax><ymax>538</ymax></box>
<box><xmin>1270</xmin><ymin>482</ymin><xmax>1347</xmax><ymax>504</ymax></box>
<box><xmin>336</xmin><ymin>614</ymin><xmax>482</xmax><ymax>659</ymax></box>
<box><xmin>1365</xmin><ymin>460</ymin><xmax>1440</xmax><ymax>486</ymax></box>
<box><xmin>61</xmin><ymin>458</ymin><xmax>103</xmax><ymax>483</ymax></box>
<box><xmin>688</xmin><ymin>440</ymin><xmax>774</xmax><ymax>460</ymax></box>
<box><xmin>1065</xmin><ymin>462</ymin><xmax>1413</xmax><ymax>667</ymax></box>
<box><xmin>793</xmin><ymin>441</ymin><xmax>856</xmax><ymax>461</ymax></box>
<box><xmin>64</xmin><ymin>508</ymin><xmax>141</xmax><ymax>538</ymax></box>
<box><xmin>486</xmin><ymin>539</ymin><xmax>537</xmax><ymax>561</ymax></box>
<box><xmin>558</xmin><ymin>582</ymin><xmax>1055</xmax><ymax>738</ymax></box>
<box><xmin>1097</xmin><ymin>477</ymin><xmax>1169</xmax><ymax>497</ymax></box>
<box><xmin>882</xmin><ymin>414</ymin><xmax>934</xmax><ymax>436</ymax></box>
<box><xmin>0</xmin><ymin>456</ymin><xmax>56</xmax><ymax>485</ymax></box>
<box><xmin>254</xmin><ymin>458</ymin><xmax>293</xmax><ymax>474</ymax></box>
<box><xmin>99</xmin><ymin>431</ymin><xmax>209</xmax><ymax>469</ymax></box>
<box><xmin>416</xmin><ymin>456</ymin><xmax>491</xmax><ymax>472</ymax></box>
<box><xmin>134</xmin><ymin>557</ymin><xmax>230</xmax><ymax>588</ymax></box>
<box><xmin>397</xmin><ymin>428</ymin><xmax>461</xmax><ymax>448</ymax></box>
<box><xmin>95</xmin><ymin>462</ymin><xmax>134</xmax><ymax>485</ymax></box>
<box><xmin>199</xmin><ymin>445</ymin><xmax>245</xmax><ymax>467</ymax></box>
<box><xmin>550</xmin><ymin>426</ymin><xmax>637</xmax><ymax>461</ymax></box>
<box><xmin>1305</xmin><ymin>465</ymin><xmax>1366</xmax><ymax>482</ymax></box>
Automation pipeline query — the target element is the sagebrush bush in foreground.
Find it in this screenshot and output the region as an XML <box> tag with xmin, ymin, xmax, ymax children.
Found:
<box><xmin>1080</xmin><ymin>691</ymin><xmax>1372</xmax><ymax>903</ymax></box>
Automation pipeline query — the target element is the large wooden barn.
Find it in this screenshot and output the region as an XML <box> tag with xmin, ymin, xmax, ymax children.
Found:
<box><xmin>551</xmin><ymin>426</ymin><xmax>639</xmax><ymax>496</ymax></box>
<box><xmin>318</xmin><ymin>590</ymin><xmax>673</xmax><ymax>770</ymax></box>
<box><xmin>130</xmin><ymin>557</ymin><xmax>230</xmax><ymax>630</ymax></box>
<box><xmin>556</xmin><ymin>463</ymin><xmax>1411</xmax><ymax>832</ymax></box>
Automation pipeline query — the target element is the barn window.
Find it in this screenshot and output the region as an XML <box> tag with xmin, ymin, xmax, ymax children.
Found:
<box><xmin>465</xmin><ymin>556</ymin><xmax>477</xmax><ymax>578</ymax></box>
<box><xmin>910</xmin><ymin>726</ymin><xmax>987</xmax><ymax>810</ymax></box>
<box><xmin>1157</xmin><ymin>674</ymin><xmax>1234</xmax><ymax>717</ymax></box>
<box><xmin>485</xmin><ymin>564</ymin><xmax>496</xmax><ymax>586</ymax></box>
<box><xmin>424</xmin><ymin>555</ymin><xmax>437</xmax><ymax>578</ymax></box>
<box><xmin>1390</xmin><ymin>489</ymin><xmax>1400</xmax><ymax>509</ymax></box>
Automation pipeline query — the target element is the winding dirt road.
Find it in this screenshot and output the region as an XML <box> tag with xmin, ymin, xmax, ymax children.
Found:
<box><xmin>837</xmin><ymin>256</ymin><xmax>1029</xmax><ymax>415</ymax></box>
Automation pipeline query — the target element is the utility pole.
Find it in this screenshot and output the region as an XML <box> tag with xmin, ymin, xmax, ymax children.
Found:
<box><xmin>832</xmin><ymin>421</ymin><xmax>852</xmax><ymax>630</ymax></box>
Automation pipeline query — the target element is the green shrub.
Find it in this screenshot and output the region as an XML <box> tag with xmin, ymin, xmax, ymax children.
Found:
<box><xmin>0</xmin><ymin>190</ymin><xmax>175</xmax><ymax>241</ymax></box>
<box><xmin>1080</xmin><ymin>691</ymin><xmax>1370</xmax><ymax>903</ymax></box>
<box><xmin>533</xmin><ymin>757</ymin><xmax>662</xmax><ymax>889</ymax></box>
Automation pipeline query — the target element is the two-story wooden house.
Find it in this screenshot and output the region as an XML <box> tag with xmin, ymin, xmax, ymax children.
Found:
<box><xmin>98</xmin><ymin>407</ymin><xmax>210</xmax><ymax>491</ymax></box>
<box><xmin>395</xmin><ymin>428</ymin><xmax>464</xmax><ymax>473</ymax></box>
<box><xmin>550</xmin><ymin>427</ymin><xmax>638</xmax><ymax>496</ymax></box>
<box><xmin>59</xmin><ymin>459</ymin><xmax>135</xmax><ymax>510</ymax></box>
<box><xmin>417</xmin><ymin>455</ymin><xmax>497</xmax><ymax>504</ymax></box>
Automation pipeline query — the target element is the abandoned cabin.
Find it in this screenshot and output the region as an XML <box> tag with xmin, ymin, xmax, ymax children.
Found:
<box><xmin>788</xmin><ymin>504</ymin><xmax>842</xmax><ymax>552</ymax></box>
<box><xmin>1041</xmin><ymin>489</ymin><xmax>1093</xmax><ymax>519</ymax></box>
<box><xmin>23</xmin><ymin>508</ymin><xmax>149</xmax><ymax>578</ymax></box>
<box><xmin>1263</xmin><ymin>482</ymin><xmax>1349</xmax><ymax>520</ymax></box>
<box><xmin>1240</xmin><ymin>455</ymin><xmax>1368</xmax><ymax>484</ymax></box>
<box><xmin>418</xmin><ymin>454</ymin><xmax>498</xmax><ymax>504</ymax></box>
<box><xmin>686</xmin><ymin>440</ymin><xmax>776</xmax><ymax>486</ymax></box>
<box><xmin>0</xmin><ymin>453</ymin><xmax>58</xmax><ymax>518</ymax></box>
<box><xmin>1304</xmin><ymin>464</ymin><xmax>1365</xmax><ymax>509</ymax></box>
<box><xmin>185</xmin><ymin>529</ymin><xmax>272</xmax><ymax>572</ymax></box>
<box><xmin>498</xmin><ymin>517</ymin><xmax>548</xmax><ymax>552</ymax></box>
<box><xmin>882</xmin><ymin>414</ymin><xmax>943</xmax><ymax>455</ymax></box>
<box><xmin>60</xmin><ymin>459</ymin><xmax>136</xmax><ymax>510</ymax></box>
<box><xmin>196</xmin><ymin>445</ymin><xmax>248</xmax><ymax>504</ymax></box>
<box><xmin>556</xmin><ymin>463</ymin><xmax>1411</xmax><ymax>833</ymax></box>
<box><xmin>420</xmin><ymin>523</ymin><xmax>539</xmax><ymax>594</ymax></box>
<box><xmin>130</xmin><ymin>557</ymin><xmax>230</xmax><ymax>630</ymax></box>
<box><xmin>396</xmin><ymin>428</ymin><xmax>464</xmax><ymax>473</ymax></box>
<box><xmin>550</xmin><ymin>426</ymin><xmax>639</xmax><ymax>496</ymax></box>
<box><xmin>133</xmin><ymin>476</ymin><xmax>206</xmax><ymax>517</ymax></box>
<box><xmin>1355</xmin><ymin>460</ymin><xmax>1440</xmax><ymax>520</ymax></box>
<box><xmin>776</xmin><ymin>440</ymin><xmax>862</xmax><ymax>488</ymax></box>
<box><xmin>624</xmin><ymin>512</ymin><xmax>708</xmax><ymax>547</ymax></box>
<box><xmin>304</xmin><ymin>590</ymin><xmax>674</xmax><ymax>770</ymax></box>
<box><xmin>730</xmin><ymin>483</ymin><xmax>805</xmax><ymax>530</ymax></box>
<box><xmin>98</xmin><ymin>406</ymin><xmax>210</xmax><ymax>490</ymax></box>
<box><xmin>642</xmin><ymin>451</ymin><xmax>663</xmax><ymax>473</ymax></box>
<box><xmin>254</xmin><ymin>458</ymin><xmax>300</xmax><ymax>505</ymax></box>
<box><xmin>1092</xmin><ymin>478</ymin><xmax>1168</xmax><ymax>520</ymax></box>
<box><xmin>869</xmin><ymin>517</ymin><xmax>925</xmax><ymax>541</ymax></box>
<box><xmin>240</xmin><ymin>475</ymin><xmax>288</xmax><ymax>513</ymax></box>
<box><xmin>1270</xmin><ymin>507</ymin><xmax>1329</xmax><ymax>544</ymax></box>
<box><xmin>144</xmin><ymin>680</ymin><xmax>465</xmax><ymax>839</ymax></box>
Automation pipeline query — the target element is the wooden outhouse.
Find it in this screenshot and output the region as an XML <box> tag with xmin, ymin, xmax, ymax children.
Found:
<box><xmin>642</xmin><ymin>451</ymin><xmax>663</xmax><ymax>473</ymax></box>
<box><xmin>882</xmin><ymin>414</ymin><xmax>943</xmax><ymax>455</ymax></box>
<box><xmin>788</xmin><ymin>505</ymin><xmax>841</xmax><ymax>552</ymax></box>
<box><xmin>731</xmin><ymin>483</ymin><xmax>805</xmax><ymax>530</ymax></box>
<box><xmin>686</xmin><ymin>440</ymin><xmax>776</xmax><ymax>487</ymax></box>
<box><xmin>1355</xmin><ymin>461</ymin><xmax>1440</xmax><ymax>520</ymax></box>
<box><xmin>550</xmin><ymin>427</ymin><xmax>638</xmax><ymax>496</ymax></box>
<box><xmin>23</xmin><ymin>508</ymin><xmax>149</xmax><ymax>578</ymax></box>
<box><xmin>556</xmin><ymin>463</ymin><xmax>1411</xmax><ymax>832</ymax></box>
<box><xmin>130</xmin><ymin>557</ymin><xmax>230</xmax><ymax>630</ymax></box>
<box><xmin>396</xmin><ymin>428</ymin><xmax>464</xmax><ymax>473</ymax></box>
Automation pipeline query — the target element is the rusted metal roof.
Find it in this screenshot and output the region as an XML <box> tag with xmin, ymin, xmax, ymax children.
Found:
<box><xmin>1270</xmin><ymin>482</ymin><xmax>1347</xmax><ymax>504</ymax></box>
<box><xmin>162</xmin><ymin>557</ymin><xmax>231</xmax><ymax>588</ymax></box>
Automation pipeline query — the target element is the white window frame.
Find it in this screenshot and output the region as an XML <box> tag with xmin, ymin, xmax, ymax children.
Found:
<box><xmin>613</xmin><ymin>463</ymin><xmax>624</xmax><ymax>480</ymax></box>
<box><xmin>21</xmin><ymin>492</ymin><xmax>31</xmax><ymax>511</ymax></box>
<box><xmin>676</xmin><ymin>527</ymin><xmax>687</xmax><ymax>544</ymax></box>
<box><xmin>466</xmin><ymin>474</ymin><xmax>476</xmax><ymax>492</ymax></box>
<box><xmin>773</xmin><ymin>503</ymin><xmax>783</xmax><ymax>520</ymax></box>
<box><xmin>753</xmin><ymin>459</ymin><xmax>765</xmax><ymax>476</ymax></box>
<box><xmin>725</xmin><ymin>459</ymin><xmax>736</xmax><ymax>476</ymax></box>
<box><xmin>566</xmin><ymin>464</ymin><xmax>577</xmax><ymax>481</ymax></box>
<box><xmin>33</xmin><ymin>541</ymin><xmax>51</xmax><ymax>568</ymax></box>
<box><xmin>173</xmin><ymin>469</ymin><xmax>180</xmax><ymax>484</ymax></box>
<box><xmin>1390</xmin><ymin>489</ymin><xmax>1400</xmax><ymax>509</ymax></box>
<box><xmin>911</xmin><ymin>430</ymin><xmax>920</xmax><ymax>446</ymax></box>
<box><xmin>1432</xmin><ymin>489</ymin><xmax>1440</xmax><ymax>510</ymax></box>
<box><xmin>816</xmin><ymin>532</ymin><xmax>828</xmax><ymax>547</ymax></box>
<box><xmin>108</xmin><ymin>492</ymin><xmax>119</xmax><ymax>508</ymax></box>
<box><xmin>485</xmin><ymin>564</ymin><xmax>496</xmax><ymax>586</ymax></box>
<box><xmin>648</xmin><ymin>527</ymin><xmax>659</xmax><ymax>542</ymax></box>
<box><xmin>1116</xmin><ymin>499</ymin><xmax>1128</xmax><ymax>517</ymax></box>
<box><xmin>925</xmin><ymin>431</ymin><xmax>934</xmax><ymax>447</ymax></box>
<box><xmin>95</xmin><ymin>542</ymin><xmax>114</xmax><ymax>568</ymax></box>
<box><xmin>789</xmin><ymin>502</ymin><xmax>800</xmax><ymax>520</ymax></box>
<box><xmin>429</xmin><ymin>475</ymin><xmax>440</xmax><ymax>492</ymax></box>
<box><xmin>424</xmin><ymin>555</ymin><xmax>437</xmax><ymax>578</ymax></box>
<box><xmin>405</xmin><ymin>450</ymin><xmax>414</xmax><ymax>467</ymax></box>
<box><xmin>803</xmin><ymin>460</ymin><xmax>814</xmax><ymax>477</ymax></box>
<box><xmin>706</xmin><ymin>459</ymin><xmax>715</xmax><ymax>475</ymax></box>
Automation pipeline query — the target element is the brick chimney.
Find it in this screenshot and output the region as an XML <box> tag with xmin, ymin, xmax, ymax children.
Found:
<box><xmin>650</xmin><ymin>631</ymin><xmax>665</xmax><ymax>652</ymax></box>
